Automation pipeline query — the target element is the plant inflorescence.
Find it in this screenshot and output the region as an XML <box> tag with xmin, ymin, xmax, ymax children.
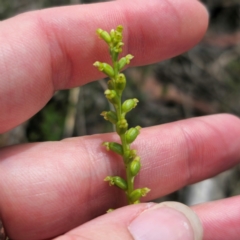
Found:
<box><xmin>93</xmin><ymin>25</ymin><xmax>150</xmax><ymax>206</ymax></box>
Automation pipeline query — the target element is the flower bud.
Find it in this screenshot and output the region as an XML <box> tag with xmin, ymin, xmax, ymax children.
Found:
<box><xmin>115</xmin><ymin>73</ymin><xmax>126</xmax><ymax>91</ymax></box>
<box><xmin>124</xmin><ymin>149</ymin><xmax>137</xmax><ymax>163</ymax></box>
<box><xmin>111</xmin><ymin>27</ymin><xmax>123</xmax><ymax>44</ymax></box>
<box><xmin>114</xmin><ymin>41</ymin><xmax>124</xmax><ymax>53</ymax></box>
<box><xmin>130</xmin><ymin>156</ymin><xmax>141</xmax><ymax>176</ymax></box>
<box><xmin>125</xmin><ymin>126</ymin><xmax>141</xmax><ymax>144</ymax></box>
<box><xmin>96</xmin><ymin>28</ymin><xmax>112</xmax><ymax>43</ymax></box>
<box><xmin>101</xmin><ymin>111</ymin><xmax>118</xmax><ymax>124</ymax></box>
<box><xmin>93</xmin><ymin>61</ymin><xmax>114</xmax><ymax>78</ymax></box>
<box><xmin>129</xmin><ymin>189</ymin><xmax>141</xmax><ymax>203</ymax></box>
<box><xmin>122</xmin><ymin>98</ymin><xmax>139</xmax><ymax>114</ymax></box>
<box><xmin>113</xmin><ymin>176</ymin><xmax>127</xmax><ymax>190</ymax></box>
<box><xmin>114</xmin><ymin>32</ymin><xmax>122</xmax><ymax>42</ymax></box>
<box><xmin>104</xmin><ymin>176</ymin><xmax>128</xmax><ymax>190</ymax></box>
<box><xmin>103</xmin><ymin>142</ymin><xmax>123</xmax><ymax>155</ymax></box>
<box><xmin>116</xmin><ymin>25</ymin><xmax>123</xmax><ymax>33</ymax></box>
<box><xmin>129</xmin><ymin>188</ymin><xmax>150</xmax><ymax>203</ymax></box>
<box><xmin>118</xmin><ymin>54</ymin><xmax>134</xmax><ymax>70</ymax></box>
<box><xmin>100</xmin><ymin>111</ymin><xmax>118</xmax><ymax>124</ymax></box>
<box><xmin>107</xmin><ymin>80</ymin><xmax>114</xmax><ymax>90</ymax></box>
<box><xmin>110</xmin><ymin>29</ymin><xmax>115</xmax><ymax>40</ymax></box>
<box><xmin>107</xmin><ymin>208</ymin><xmax>114</xmax><ymax>213</ymax></box>
<box><xmin>130</xmin><ymin>149</ymin><xmax>137</xmax><ymax>158</ymax></box>
<box><xmin>104</xmin><ymin>89</ymin><xmax>118</xmax><ymax>104</ymax></box>
<box><xmin>116</xmin><ymin>119</ymin><xmax>128</xmax><ymax>135</ymax></box>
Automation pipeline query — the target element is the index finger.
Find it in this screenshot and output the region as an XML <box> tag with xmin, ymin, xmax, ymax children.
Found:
<box><xmin>0</xmin><ymin>114</ymin><xmax>240</xmax><ymax>240</ymax></box>
<box><xmin>0</xmin><ymin>0</ymin><xmax>208</xmax><ymax>133</ymax></box>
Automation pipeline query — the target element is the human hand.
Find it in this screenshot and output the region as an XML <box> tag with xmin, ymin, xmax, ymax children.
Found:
<box><xmin>1</xmin><ymin>0</ymin><xmax>239</xmax><ymax>240</ymax></box>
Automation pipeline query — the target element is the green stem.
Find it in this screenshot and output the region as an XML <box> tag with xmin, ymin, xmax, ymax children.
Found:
<box><xmin>111</xmin><ymin>51</ymin><xmax>135</xmax><ymax>204</ymax></box>
<box><xmin>120</xmin><ymin>125</ymin><xmax>134</xmax><ymax>204</ymax></box>
<box><xmin>126</xmin><ymin>161</ymin><xmax>134</xmax><ymax>204</ymax></box>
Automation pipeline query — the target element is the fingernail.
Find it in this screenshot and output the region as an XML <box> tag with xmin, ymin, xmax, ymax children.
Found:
<box><xmin>128</xmin><ymin>202</ymin><xmax>203</xmax><ymax>240</ymax></box>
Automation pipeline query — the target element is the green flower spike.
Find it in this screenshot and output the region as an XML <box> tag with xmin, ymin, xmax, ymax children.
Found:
<box><xmin>94</xmin><ymin>25</ymin><xmax>150</xmax><ymax>207</ymax></box>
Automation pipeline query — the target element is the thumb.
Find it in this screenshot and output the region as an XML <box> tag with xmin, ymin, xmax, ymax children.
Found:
<box><xmin>55</xmin><ymin>202</ymin><xmax>203</xmax><ymax>240</ymax></box>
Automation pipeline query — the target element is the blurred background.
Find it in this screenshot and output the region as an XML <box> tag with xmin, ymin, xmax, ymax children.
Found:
<box><xmin>0</xmin><ymin>0</ymin><xmax>239</xmax><ymax>207</ymax></box>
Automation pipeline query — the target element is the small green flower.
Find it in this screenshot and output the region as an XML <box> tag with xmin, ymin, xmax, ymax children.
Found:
<box><xmin>122</xmin><ymin>98</ymin><xmax>139</xmax><ymax>114</ymax></box>
<box><xmin>104</xmin><ymin>176</ymin><xmax>128</xmax><ymax>191</ymax></box>
<box><xmin>93</xmin><ymin>61</ymin><xmax>114</xmax><ymax>78</ymax></box>
<box><xmin>116</xmin><ymin>119</ymin><xmax>128</xmax><ymax>134</ymax></box>
<box><xmin>126</xmin><ymin>126</ymin><xmax>141</xmax><ymax>144</ymax></box>
<box><xmin>101</xmin><ymin>111</ymin><xmax>118</xmax><ymax>124</ymax></box>
<box><xmin>129</xmin><ymin>188</ymin><xmax>151</xmax><ymax>203</ymax></box>
<box><xmin>96</xmin><ymin>28</ymin><xmax>112</xmax><ymax>43</ymax></box>
<box><xmin>118</xmin><ymin>54</ymin><xmax>134</xmax><ymax>70</ymax></box>
<box><xmin>116</xmin><ymin>25</ymin><xmax>123</xmax><ymax>33</ymax></box>
<box><xmin>103</xmin><ymin>142</ymin><xmax>123</xmax><ymax>155</ymax></box>
<box><xmin>115</xmin><ymin>73</ymin><xmax>126</xmax><ymax>91</ymax></box>
<box><xmin>130</xmin><ymin>157</ymin><xmax>141</xmax><ymax>176</ymax></box>
<box><xmin>104</xmin><ymin>89</ymin><xmax>118</xmax><ymax>104</ymax></box>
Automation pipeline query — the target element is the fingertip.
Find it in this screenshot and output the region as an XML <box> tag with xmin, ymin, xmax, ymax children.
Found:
<box><xmin>187</xmin><ymin>0</ymin><xmax>209</xmax><ymax>38</ymax></box>
<box><xmin>168</xmin><ymin>0</ymin><xmax>209</xmax><ymax>54</ymax></box>
<box><xmin>120</xmin><ymin>0</ymin><xmax>209</xmax><ymax>66</ymax></box>
<box><xmin>128</xmin><ymin>202</ymin><xmax>203</xmax><ymax>240</ymax></box>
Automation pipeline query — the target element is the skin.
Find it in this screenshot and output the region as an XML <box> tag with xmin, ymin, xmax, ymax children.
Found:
<box><xmin>0</xmin><ymin>0</ymin><xmax>240</xmax><ymax>239</ymax></box>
